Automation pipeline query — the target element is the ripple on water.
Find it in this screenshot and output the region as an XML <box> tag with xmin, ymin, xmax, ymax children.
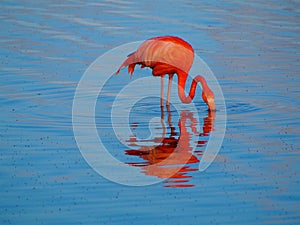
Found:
<box><xmin>226</xmin><ymin>100</ymin><xmax>262</xmax><ymax>115</ymax></box>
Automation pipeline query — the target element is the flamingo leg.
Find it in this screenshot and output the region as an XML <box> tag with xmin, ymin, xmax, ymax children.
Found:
<box><xmin>160</xmin><ymin>105</ymin><xmax>166</xmax><ymax>139</ymax></box>
<box><xmin>160</xmin><ymin>75</ymin><xmax>164</xmax><ymax>107</ymax></box>
<box><xmin>166</xmin><ymin>74</ymin><xmax>174</xmax><ymax>106</ymax></box>
<box><xmin>166</xmin><ymin>104</ymin><xmax>172</xmax><ymax>127</ymax></box>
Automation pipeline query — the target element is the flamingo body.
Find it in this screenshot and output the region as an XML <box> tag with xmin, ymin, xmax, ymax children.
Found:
<box><xmin>117</xmin><ymin>36</ymin><xmax>194</xmax><ymax>76</ymax></box>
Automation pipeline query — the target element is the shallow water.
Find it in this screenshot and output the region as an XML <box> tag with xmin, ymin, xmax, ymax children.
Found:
<box><xmin>1</xmin><ymin>0</ymin><xmax>300</xmax><ymax>224</ymax></box>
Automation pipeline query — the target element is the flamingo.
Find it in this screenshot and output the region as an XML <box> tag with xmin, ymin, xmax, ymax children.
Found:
<box><xmin>116</xmin><ymin>36</ymin><xmax>216</xmax><ymax>111</ymax></box>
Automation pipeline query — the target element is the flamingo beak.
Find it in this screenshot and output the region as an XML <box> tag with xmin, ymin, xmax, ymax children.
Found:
<box><xmin>207</xmin><ymin>98</ymin><xmax>216</xmax><ymax>111</ymax></box>
<box><xmin>202</xmin><ymin>91</ymin><xmax>216</xmax><ymax>111</ymax></box>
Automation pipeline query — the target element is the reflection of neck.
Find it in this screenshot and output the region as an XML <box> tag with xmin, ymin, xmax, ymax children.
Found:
<box><xmin>177</xmin><ymin>71</ymin><xmax>210</xmax><ymax>103</ymax></box>
<box><xmin>201</xmin><ymin>110</ymin><xmax>215</xmax><ymax>137</ymax></box>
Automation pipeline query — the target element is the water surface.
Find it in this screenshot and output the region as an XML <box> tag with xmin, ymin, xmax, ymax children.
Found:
<box><xmin>1</xmin><ymin>0</ymin><xmax>299</xmax><ymax>224</ymax></box>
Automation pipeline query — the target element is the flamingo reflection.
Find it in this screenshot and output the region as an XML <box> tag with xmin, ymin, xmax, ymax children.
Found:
<box><xmin>125</xmin><ymin>106</ymin><xmax>215</xmax><ymax>188</ymax></box>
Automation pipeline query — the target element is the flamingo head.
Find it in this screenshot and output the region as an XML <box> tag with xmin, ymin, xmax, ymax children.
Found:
<box><xmin>202</xmin><ymin>89</ymin><xmax>216</xmax><ymax>111</ymax></box>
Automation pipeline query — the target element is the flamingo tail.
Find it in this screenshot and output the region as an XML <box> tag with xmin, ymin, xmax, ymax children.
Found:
<box><xmin>116</xmin><ymin>52</ymin><xmax>137</xmax><ymax>75</ymax></box>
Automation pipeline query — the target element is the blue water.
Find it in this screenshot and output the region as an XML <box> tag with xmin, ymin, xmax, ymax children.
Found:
<box><xmin>1</xmin><ymin>1</ymin><xmax>300</xmax><ymax>224</ymax></box>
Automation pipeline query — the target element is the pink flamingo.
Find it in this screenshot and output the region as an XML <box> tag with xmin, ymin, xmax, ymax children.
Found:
<box><xmin>117</xmin><ymin>36</ymin><xmax>215</xmax><ymax>111</ymax></box>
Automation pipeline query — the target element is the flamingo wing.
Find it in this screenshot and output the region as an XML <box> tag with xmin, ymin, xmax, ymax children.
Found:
<box><xmin>116</xmin><ymin>36</ymin><xmax>194</xmax><ymax>76</ymax></box>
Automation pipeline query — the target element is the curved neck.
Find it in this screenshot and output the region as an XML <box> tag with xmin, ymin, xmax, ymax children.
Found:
<box><xmin>177</xmin><ymin>71</ymin><xmax>209</xmax><ymax>103</ymax></box>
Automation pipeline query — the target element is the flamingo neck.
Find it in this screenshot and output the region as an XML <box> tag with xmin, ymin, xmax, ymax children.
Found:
<box><xmin>177</xmin><ymin>71</ymin><xmax>209</xmax><ymax>103</ymax></box>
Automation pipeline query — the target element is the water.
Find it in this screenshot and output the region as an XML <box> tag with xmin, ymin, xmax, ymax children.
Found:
<box><xmin>1</xmin><ymin>0</ymin><xmax>299</xmax><ymax>224</ymax></box>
